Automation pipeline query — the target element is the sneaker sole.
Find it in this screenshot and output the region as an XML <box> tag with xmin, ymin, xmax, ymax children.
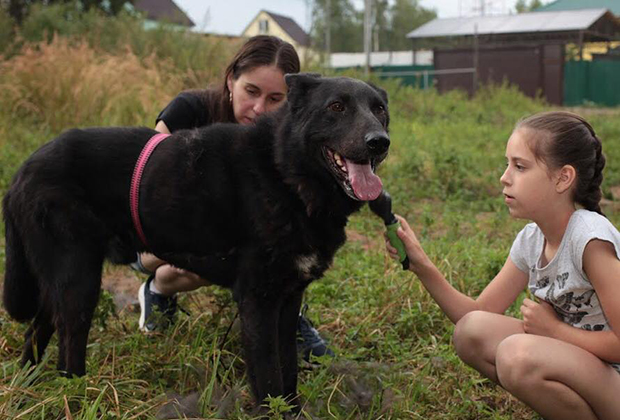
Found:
<box><xmin>138</xmin><ymin>282</ymin><xmax>150</xmax><ymax>333</ymax></box>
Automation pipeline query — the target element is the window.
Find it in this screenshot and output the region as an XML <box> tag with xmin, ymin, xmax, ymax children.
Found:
<box><xmin>259</xmin><ymin>19</ymin><xmax>269</xmax><ymax>33</ymax></box>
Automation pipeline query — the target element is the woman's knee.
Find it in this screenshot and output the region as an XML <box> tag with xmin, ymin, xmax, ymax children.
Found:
<box><xmin>453</xmin><ymin>311</ymin><xmax>493</xmax><ymax>361</ymax></box>
<box><xmin>495</xmin><ymin>334</ymin><xmax>541</xmax><ymax>389</ymax></box>
<box><xmin>156</xmin><ymin>265</ymin><xmax>205</xmax><ymax>286</ymax></box>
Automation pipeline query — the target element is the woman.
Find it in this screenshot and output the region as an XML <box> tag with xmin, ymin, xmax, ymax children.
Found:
<box><xmin>134</xmin><ymin>35</ymin><xmax>334</xmax><ymax>361</ymax></box>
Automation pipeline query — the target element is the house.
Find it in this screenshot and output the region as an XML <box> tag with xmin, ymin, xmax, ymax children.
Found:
<box><xmin>242</xmin><ymin>10</ymin><xmax>312</xmax><ymax>64</ymax></box>
<box><xmin>406</xmin><ymin>9</ymin><xmax>620</xmax><ymax>105</ymax></box>
<box><xmin>133</xmin><ymin>0</ymin><xmax>194</xmax><ymax>30</ymax></box>
<box><xmin>534</xmin><ymin>0</ymin><xmax>620</xmax><ymax>60</ymax></box>
<box><xmin>536</xmin><ymin>0</ymin><xmax>620</xmax><ymax>16</ymax></box>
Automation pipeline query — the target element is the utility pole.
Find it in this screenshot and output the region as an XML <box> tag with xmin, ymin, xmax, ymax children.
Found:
<box><xmin>473</xmin><ymin>23</ymin><xmax>479</xmax><ymax>94</ymax></box>
<box><xmin>326</xmin><ymin>0</ymin><xmax>331</xmax><ymax>66</ymax></box>
<box><xmin>364</xmin><ymin>0</ymin><xmax>372</xmax><ymax>77</ymax></box>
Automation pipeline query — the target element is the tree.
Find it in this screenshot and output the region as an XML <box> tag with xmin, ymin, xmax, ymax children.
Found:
<box><xmin>387</xmin><ymin>0</ymin><xmax>436</xmax><ymax>51</ymax></box>
<box><xmin>515</xmin><ymin>0</ymin><xmax>544</xmax><ymax>13</ymax></box>
<box><xmin>310</xmin><ymin>0</ymin><xmax>436</xmax><ymax>53</ymax></box>
<box><xmin>311</xmin><ymin>0</ymin><xmax>363</xmax><ymax>52</ymax></box>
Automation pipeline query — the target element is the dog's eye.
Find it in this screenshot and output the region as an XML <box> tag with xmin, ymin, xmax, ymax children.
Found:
<box><xmin>328</xmin><ymin>102</ymin><xmax>345</xmax><ymax>113</ymax></box>
<box><xmin>374</xmin><ymin>105</ymin><xmax>386</xmax><ymax>115</ymax></box>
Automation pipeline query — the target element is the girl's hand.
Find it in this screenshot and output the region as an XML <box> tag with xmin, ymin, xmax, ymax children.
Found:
<box><xmin>384</xmin><ymin>215</ymin><xmax>430</xmax><ymax>272</ymax></box>
<box><xmin>521</xmin><ymin>298</ymin><xmax>561</xmax><ymax>337</ymax></box>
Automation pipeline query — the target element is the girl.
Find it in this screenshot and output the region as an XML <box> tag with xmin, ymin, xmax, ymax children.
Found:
<box><xmin>387</xmin><ymin>111</ymin><xmax>620</xmax><ymax>419</ymax></box>
<box><xmin>135</xmin><ymin>35</ymin><xmax>333</xmax><ymax>361</ymax></box>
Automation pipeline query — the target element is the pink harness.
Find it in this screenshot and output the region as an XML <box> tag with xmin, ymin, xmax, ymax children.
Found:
<box><xmin>130</xmin><ymin>133</ymin><xmax>170</xmax><ymax>248</ymax></box>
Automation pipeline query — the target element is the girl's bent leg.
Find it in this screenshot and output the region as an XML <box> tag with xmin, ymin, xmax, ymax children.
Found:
<box><xmin>453</xmin><ymin>311</ymin><xmax>524</xmax><ymax>383</ymax></box>
<box><xmin>496</xmin><ymin>334</ymin><xmax>620</xmax><ymax>420</ymax></box>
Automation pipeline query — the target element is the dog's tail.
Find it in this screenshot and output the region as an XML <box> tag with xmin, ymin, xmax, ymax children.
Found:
<box><xmin>3</xmin><ymin>196</ymin><xmax>39</xmax><ymax>322</ymax></box>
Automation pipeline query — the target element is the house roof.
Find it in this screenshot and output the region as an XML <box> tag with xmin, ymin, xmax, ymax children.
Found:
<box><xmin>262</xmin><ymin>10</ymin><xmax>310</xmax><ymax>46</ymax></box>
<box><xmin>134</xmin><ymin>0</ymin><xmax>194</xmax><ymax>27</ymax></box>
<box><xmin>536</xmin><ymin>0</ymin><xmax>620</xmax><ymax>16</ymax></box>
<box><xmin>407</xmin><ymin>8</ymin><xmax>611</xmax><ymax>39</ymax></box>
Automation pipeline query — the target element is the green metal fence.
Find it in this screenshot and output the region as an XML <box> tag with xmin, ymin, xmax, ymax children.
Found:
<box><xmin>564</xmin><ymin>60</ymin><xmax>620</xmax><ymax>107</ymax></box>
<box><xmin>363</xmin><ymin>60</ymin><xmax>620</xmax><ymax>107</ymax></box>
<box><xmin>373</xmin><ymin>65</ymin><xmax>435</xmax><ymax>88</ymax></box>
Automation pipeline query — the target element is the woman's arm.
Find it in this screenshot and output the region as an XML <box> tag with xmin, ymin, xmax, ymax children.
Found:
<box><xmin>136</xmin><ymin>119</ymin><xmax>172</xmax><ymax>271</ymax></box>
<box><xmin>155</xmin><ymin>120</ymin><xmax>171</xmax><ymax>134</ymax></box>
<box><xmin>390</xmin><ymin>215</ymin><xmax>528</xmax><ymax>324</ymax></box>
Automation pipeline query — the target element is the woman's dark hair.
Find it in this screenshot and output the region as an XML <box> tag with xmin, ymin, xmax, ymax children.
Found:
<box><xmin>205</xmin><ymin>35</ymin><xmax>300</xmax><ymax>122</ymax></box>
<box><xmin>516</xmin><ymin>111</ymin><xmax>606</xmax><ymax>215</ymax></box>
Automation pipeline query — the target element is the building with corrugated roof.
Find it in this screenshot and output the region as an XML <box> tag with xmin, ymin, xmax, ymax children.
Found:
<box><xmin>405</xmin><ymin>8</ymin><xmax>620</xmax><ymax>105</ymax></box>
<box><xmin>533</xmin><ymin>0</ymin><xmax>620</xmax><ymax>61</ymax></box>
<box><xmin>536</xmin><ymin>0</ymin><xmax>620</xmax><ymax>16</ymax></box>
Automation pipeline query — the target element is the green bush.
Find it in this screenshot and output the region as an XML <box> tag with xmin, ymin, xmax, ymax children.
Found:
<box><xmin>0</xmin><ymin>7</ymin><xmax>15</xmax><ymax>56</ymax></box>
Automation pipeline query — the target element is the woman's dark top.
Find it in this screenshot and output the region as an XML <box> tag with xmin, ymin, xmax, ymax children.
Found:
<box><xmin>156</xmin><ymin>90</ymin><xmax>215</xmax><ymax>133</ymax></box>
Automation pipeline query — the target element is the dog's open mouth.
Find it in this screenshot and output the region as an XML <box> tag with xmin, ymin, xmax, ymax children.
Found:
<box><xmin>323</xmin><ymin>147</ymin><xmax>383</xmax><ymax>201</ymax></box>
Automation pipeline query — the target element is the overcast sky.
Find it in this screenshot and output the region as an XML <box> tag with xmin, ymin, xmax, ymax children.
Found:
<box><xmin>174</xmin><ymin>0</ymin><xmax>523</xmax><ymax>35</ymax></box>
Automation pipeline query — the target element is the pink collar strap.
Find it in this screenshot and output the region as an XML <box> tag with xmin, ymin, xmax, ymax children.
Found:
<box><xmin>130</xmin><ymin>132</ymin><xmax>170</xmax><ymax>248</ymax></box>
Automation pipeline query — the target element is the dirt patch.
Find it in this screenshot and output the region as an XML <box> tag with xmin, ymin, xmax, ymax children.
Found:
<box><xmin>101</xmin><ymin>266</ymin><xmax>143</xmax><ymax>313</ymax></box>
<box><xmin>610</xmin><ymin>185</ymin><xmax>620</xmax><ymax>201</ymax></box>
<box><xmin>346</xmin><ymin>229</ymin><xmax>376</xmax><ymax>252</ymax></box>
<box><xmin>100</xmin><ymin>265</ymin><xmax>234</xmax><ymax>317</ymax></box>
<box><xmin>326</xmin><ymin>360</ymin><xmax>400</xmax><ymax>415</ymax></box>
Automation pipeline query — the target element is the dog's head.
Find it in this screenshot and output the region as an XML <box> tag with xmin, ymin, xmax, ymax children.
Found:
<box><xmin>283</xmin><ymin>73</ymin><xmax>390</xmax><ymax>202</ymax></box>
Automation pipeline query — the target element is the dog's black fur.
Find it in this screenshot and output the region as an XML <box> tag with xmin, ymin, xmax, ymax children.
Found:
<box><xmin>2</xmin><ymin>74</ymin><xmax>390</xmax><ymax>406</ymax></box>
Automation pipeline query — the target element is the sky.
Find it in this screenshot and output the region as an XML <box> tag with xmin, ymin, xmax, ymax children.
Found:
<box><xmin>175</xmin><ymin>0</ymin><xmax>523</xmax><ymax>36</ymax></box>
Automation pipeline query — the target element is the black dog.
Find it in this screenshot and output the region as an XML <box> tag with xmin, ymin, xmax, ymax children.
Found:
<box><xmin>2</xmin><ymin>74</ymin><xmax>390</xmax><ymax>407</ymax></box>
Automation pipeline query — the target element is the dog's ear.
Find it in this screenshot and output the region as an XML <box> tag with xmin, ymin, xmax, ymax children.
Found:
<box><xmin>285</xmin><ymin>73</ymin><xmax>322</xmax><ymax>90</ymax></box>
<box><xmin>368</xmin><ymin>82</ymin><xmax>388</xmax><ymax>105</ymax></box>
<box><xmin>285</xmin><ymin>73</ymin><xmax>322</xmax><ymax>110</ymax></box>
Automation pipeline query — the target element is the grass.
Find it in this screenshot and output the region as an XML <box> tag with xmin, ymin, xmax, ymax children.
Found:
<box><xmin>1</xmin><ymin>17</ymin><xmax>620</xmax><ymax>419</ymax></box>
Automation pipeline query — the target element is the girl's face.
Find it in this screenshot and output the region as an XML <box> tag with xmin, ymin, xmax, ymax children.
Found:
<box><xmin>500</xmin><ymin>128</ymin><xmax>562</xmax><ymax>221</ymax></box>
<box><xmin>227</xmin><ymin>65</ymin><xmax>288</xmax><ymax>125</ymax></box>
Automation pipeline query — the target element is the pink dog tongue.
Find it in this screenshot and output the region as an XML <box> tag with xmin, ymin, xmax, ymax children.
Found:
<box><xmin>346</xmin><ymin>160</ymin><xmax>383</xmax><ymax>201</ymax></box>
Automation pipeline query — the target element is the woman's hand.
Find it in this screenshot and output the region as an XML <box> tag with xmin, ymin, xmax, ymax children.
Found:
<box><xmin>385</xmin><ymin>215</ymin><xmax>431</xmax><ymax>273</ymax></box>
<box><xmin>521</xmin><ymin>298</ymin><xmax>561</xmax><ymax>337</ymax></box>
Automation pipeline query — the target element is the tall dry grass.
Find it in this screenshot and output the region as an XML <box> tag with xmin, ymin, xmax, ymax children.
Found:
<box><xmin>0</xmin><ymin>32</ymin><xmax>236</xmax><ymax>192</ymax></box>
<box><xmin>0</xmin><ymin>36</ymin><xmax>185</xmax><ymax>131</ymax></box>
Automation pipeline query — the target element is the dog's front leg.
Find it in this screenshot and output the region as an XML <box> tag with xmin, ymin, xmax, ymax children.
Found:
<box><xmin>279</xmin><ymin>290</ymin><xmax>304</xmax><ymax>406</ymax></box>
<box><xmin>238</xmin><ymin>291</ymin><xmax>284</xmax><ymax>405</ymax></box>
<box><xmin>21</xmin><ymin>309</ymin><xmax>55</xmax><ymax>368</ymax></box>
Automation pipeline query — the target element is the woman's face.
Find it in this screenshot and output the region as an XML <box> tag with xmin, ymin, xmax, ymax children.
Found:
<box><xmin>227</xmin><ymin>65</ymin><xmax>288</xmax><ymax>125</ymax></box>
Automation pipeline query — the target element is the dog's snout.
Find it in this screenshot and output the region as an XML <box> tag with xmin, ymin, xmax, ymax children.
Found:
<box><xmin>365</xmin><ymin>132</ymin><xmax>390</xmax><ymax>156</ymax></box>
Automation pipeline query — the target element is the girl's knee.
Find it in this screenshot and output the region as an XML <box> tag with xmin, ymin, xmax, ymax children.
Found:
<box><xmin>495</xmin><ymin>334</ymin><xmax>541</xmax><ymax>389</ymax></box>
<box><xmin>453</xmin><ymin>311</ymin><xmax>493</xmax><ymax>361</ymax></box>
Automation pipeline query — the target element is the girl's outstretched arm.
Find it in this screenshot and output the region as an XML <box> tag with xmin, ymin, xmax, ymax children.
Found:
<box><xmin>387</xmin><ymin>215</ymin><xmax>528</xmax><ymax>324</ymax></box>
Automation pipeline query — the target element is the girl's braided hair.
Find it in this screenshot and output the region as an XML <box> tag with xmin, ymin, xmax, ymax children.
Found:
<box><xmin>516</xmin><ymin>111</ymin><xmax>606</xmax><ymax>215</ymax></box>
